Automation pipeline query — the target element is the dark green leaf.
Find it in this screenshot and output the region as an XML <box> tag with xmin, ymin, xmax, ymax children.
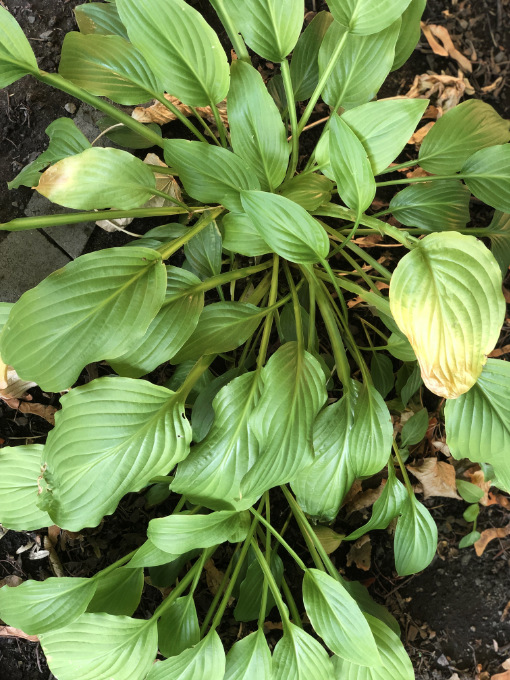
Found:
<box><xmin>158</xmin><ymin>596</ymin><xmax>200</xmax><ymax>658</ymax></box>
<box><xmin>279</xmin><ymin>173</ymin><xmax>333</xmax><ymax>211</ymax></box>
<box><xmin>389</xmin><ymin>181</ymin><xmax>471</xmax><ymax>231</ymax></box>
<box><xmin>463</xmin><ymin>504</ymin><xmax>479</xmax><ymax>522</ymax></box>
<box><xmin>371</xmin><ymin>353</ymin><xmax>394</xmax><ymax>399</ymax></box>
<box><xmin>221</xmin><ymin>213</ymin><xmax>272</xmax><ymax>257</ymax></box>
<box><xmin>75</xmin><ymin>2</ymin><xmax>129</xmax><ymax>38</ymax></box>
<box><xmin>290</xmin><ymin>11</ymin><xmax>334</xmax><ymax>100</ymax></box>
<box><xmin>401</xmin><ymin>408</ymin><xmax>429</xmax><ymax>447</ymax></box>
<box><xmin>87</xmin><ymin>568</ymin><xmax>143</xmax><ymax>617</ymax></box>
<box><xmin>191</xmin><ymin>368</ymin><xmax>240</xmax><ymax>443</ymax></box>
<box><xmin>392</xmin><ymin>0</ymin><xmax>427</xmax><ymax>70</ymax></box>
<box><xmin>235</xmin><ymin>552</ymin><xmax>283</xmax><ymax>621</ymax></box>
<box><xmin>397</xmin><ymin>363</ymin><xmax>422</xmax><ymax>408</ymax></box>
<box><xmin>486</xmin><ymin>211</ymin><xmax>510</xmax><ymax>276</ymax></box>
<box><xmin>184</xmin><ymin>223</ymin><xmax>222</xmax><ymax>280</ymax></box>
<box><xmin>459</xmin><ymin>530</ymin><xmax>481</xmax><ymax>549</ymax></box>
<box><xmin>96</xmin><ymin>116</ymin><xmax>162</xmax><ymax>149</ymax></box>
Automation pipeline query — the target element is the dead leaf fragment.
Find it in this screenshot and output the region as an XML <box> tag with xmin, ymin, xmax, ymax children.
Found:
<box><xmin>492</xmin><ymin>672</ymin><xmax>510</xmax><ymax>680</ymax></box>
<box><xmin>407</xmin><ymin>458</ymin><xmax>461</xmax><ymax>499</ymax></box>
<box><xmin>204</xmin><ymin>559</ymin><xmax>228</xmax><ymax>597</ymax></box>
<box><xmin>409</xmin><ymin>121</ymin><xmax>435</xmax><ymax>146</ymax></box>
<box><xmin>474</xmin><ymin>526</ymin><xmax>510</xmax><ymax>556</ymax></box>
<box><xmin>406</xmin><ymin>71</ymin><xmax>474</xmax><ymax>113</ymax></box>
<box><xmin>345</xmin><ymin>482</ymin><xmax>386</xmax><ymax>516</ymax></box>
<box><xmin>465</xmin><ymin>468</ymin><xmax>491</xmax><ymax>506</ymax></box>
<box><xmin>346</xmin><ymin>535</ymin><xmax>372</xmax><ymax>571</ymax></box>
<box><xmin>0</xmin><ymin>626</ymin><xmax>38</xmax><ymax>642</ymax></box>
<box><xmin>421</xmin><ymin>23</ymin><xmax>473</xmax><ymax>73</ymax></box>
<box><xmin>18</xmin><ymin>401</ymin><xmax>57</xmax><ymax>425</ymax></box>
<box><xmin>132</xmin><ymin>94</ymin><xmax>228</xmax><ymax>129</ymax></box>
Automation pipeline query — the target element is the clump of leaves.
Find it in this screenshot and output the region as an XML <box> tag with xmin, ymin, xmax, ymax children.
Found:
<box><xmin>1</xmin><ymin>1</ymin><xmax>510</xmax><ymax>678</ymax></box>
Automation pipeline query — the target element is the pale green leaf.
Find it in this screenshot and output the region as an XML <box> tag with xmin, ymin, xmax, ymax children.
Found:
<box><xmin>221</xmin><ymin>213</ymin><xmax>272</xmax><ymax>257</ymax></box>
<box><xmin>459</xmin><ymin>530</ymin><xmax>481</xmax><ymax>549</ymax></box>
<box><xmin>235</xmin><ymin>553</ymin><xmax>283</xmax><ymax>622</ymax></box>
<box><xmin>279</xmin><ymin>173</ymin><xmax>334</xmax><ymax>211</ymax></box>
<box><xmin>224</xmin><ymin>629</ymin><xmax>272</xmax><ymax>680</ymax></box>
<box><xmin>486</xmin><ymin>211</ymin><xmax>510</xmax><ymax>276</ymax></box>
<box><xmin>394</xmin><ymin>494</ymin><xmax>438</xmax><ymax>576</ymax></box>
<box><xmin>147</xmin><ymin>632</ymin><xmax>225</xmax><ymax>680</ymax></box>
<box><xmin>0</xmin><ymin>6</ymin><xmax>38</xmax><ymax>87</ymax></box>
<box><xmin>0</xmin><ymin>247</ymin><xmax>166</xmax><ymax>392</ymax></box>
<box><xmin>241</xmin><ymin>342</ymin><xmax>328</xmax><ymax>498</ymax></box>
<box><xmin>37</xmin><ymin>147</ymin><xmax>157</xmax><ymax>210</ymax></box>
<box><xmin>328</xmin><ymin>0</ymin><xmax>412</xmax><ymax>35</ymax></box>
<box><xmin>229</xmin><ymin>60</ymin><xmax>289</xmax><ymax>191</ymax></box>
<box><xmin>241</xmin><ymin>190</ymin><xmax>330</xmax><ymax>264</ymax></box>
<box><xmin>0</xmin><ymin>577</ymin><xmax>96</xmax><ymax>635</ymax></box>
<box><xmin>389</xmin><ymin>181</ymin><xmax>471</xmax><ymax>231</ymax></box>
<box><xmin>341</xmin><ymin>581</ymin><xmax>401</xmax><ymax>637</ymax></box>
<box><xmin>419</xmin><ymin>100</ymin><xmax>510</xmax><ymax>174</ymax></box>
<box><xmin>148</xmin><ymin>510</ymin><xmax>251</xmax><ymax>555</ymax></box>
<box><xmin>0</xmin><ymin>445</ymin><xmax>52</xmax><ymax>531</ymax></box>
<box><xmin>40</xmin><ymin>613</ymin><xmax>158</xmax><ymax>680</ymax></box>
<box><xmin>127</xmin><ymin>540</ymin><xmax>181</xmax><ymax>569</ymax></box>
<box><xmin>401</xmin><ymin>408</ymin><xmax>429</xmax><ymax>447</ymax></box>
<box><xmin>158</xmin><ymin>596</ymin><xmax>199</xmax><ymax>658</ymax></box>
<box><xmin>87</xmin><ymin>568</ymin><xmax>144</xmax><ymax>617</ymax></box>
<box><xmin>75</xmin><ymin>2</ymin><xmax>129</xmax><ymax>38</ymax></box>
<box><xmin>39</xmin><ymin>376</ymin><xmax>191</xmax><ymax>530</ymax></box>
<box><xmin>389</xmin><ymin>232</ymin><xmax>505</xmax><ymax>398</ymax></box>
<box><xmin>59</xmin><ymin>32</ymin><xmax>161</xmax><ymax>105</ymax></box>
<box><xmin>272</xmin><ymin>623</ymin><xmax>335</xmax><ymax>680</ymax></box>
<box><xmin>463</xmin><ymin>504</ymin><xmax>480</xmax><ymax>522</ymax></box>
<box><xmin>461</xmin><ymin>144</ymin><xmax>510</xmax><ymax>213</ymax></box>
<box><xmin>116</xmin><ymin>0</ymin><xmax>229</xmax><ymax>106</ymax></box>
<box><xmin>456</xmin><ymin>480</ymin><xmax>484</xmax><ymax>504</ymax></box>
<box><xmin>303</xmin><ymin>569</ymin><xmax>380</xmax><ymax>665</ymax></box>
<box><xmin>291</xmin><ymin>11</ymin><xmax>334</xmax><ymax>101</ymax></box>
<box><xmin>165</xmin><ymin>140</ymin><xmax>260</xmax><ymax>213</ymax></box>
<box><xmin>392</xmin><ymin>0</ymin><xmax>427</xmax><ymax>70</ymax></box>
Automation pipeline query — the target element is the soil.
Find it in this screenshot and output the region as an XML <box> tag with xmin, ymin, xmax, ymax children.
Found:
<box><xmin>1</xmin><ymin>1</ymin><xmax>510</xmax><ymax>679</ymax></box>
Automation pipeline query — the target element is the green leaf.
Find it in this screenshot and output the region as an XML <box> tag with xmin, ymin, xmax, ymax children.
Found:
<box><xmin>127</xmin><ymin>540</ymin><xmax>181</xmax><ymax>569</ymax></box>
<box><xmin>87</xmin><ymin>568</ymin><xmax>144</xmax><ymax>617</ymax></box>
<box><xmin>173</xmin><ymin>372</ymin><xmax>262</xmax><ymax>511</ymax></box>
<box><xmin>331</xmin><ymin>614</ymin><xmax>415</xmax><ymax>680</ymax></box>
<box><xmin>235</xmin><ymin>553</ymin><xmax>284</xmax><ymax>621</ymax></box>
<box><xmin>109</xmin><ymin>266</ymin><xmax>204</xmax><ymax>379</ymax></box>
<box><xmin>184</xmin><ymin>223</ymin><xmax>222</xmax><ymax>281</ymax></box>
<box><xmin>272</xmin><ymin>622</ymin><xmax>335</xmax><ymax>680</ymax></box>
<box><xmin>96</xmin><ymin>115</ymin><xmax>162</xmax><ymax>149</ymax></box>
<box><xmin>401</xmin><ymin>408</ymin><xmax>429</xmax><ymax>447</ymax></box>
<box><xmin>345</xmin><ymin>464</ymin><xmax>407</xmax><ymax>541</ymax></box>
<box><xmin>0</xmin><ymin>6</ymin><xmax>38</xmax><ymax>87</ymax></box>
<box><xmin>39</xmin><ymin>376</ymin><xmax>191</xmax><ymax>530</ymax></box>
<box><xmin>37</xmin><ymin>147</ymin><xmax>157</xmax><ymax>210</ymax></box>
<box><xmin>303</xmin><ymin>569</ymin><xmax>380</xmax><ymax>665</ymax></box>
<box><xmin>330</xmin><ymin>113</ymin><xmax>376</xmax><ymax>217</ymax></box>
<box><xmin>191</xmin><ymin>368</ymin><xmax>240</xmax><ymax>442</ymax></box>
<box><xmin>319</xmin><ymin>21</ymin><xmax>400</xmax><ymax>110</ymax></box>
<box><xmin>456</xmin><ymin>480</ymin><xmax>484</xmax><ymax>504</ymax></box>
<box><xmin>328</xmin><ymin>0</ymin><xmax>411</xmax><ymax>35</ymax></box>
<box><xmin>116</xmin><ymin>0</ymin><xmax>229</xmax><ymax>106</ymax></box>
<box><xmin>221</xmin><ymin>213</ymin><xmax>272</xmax><ymax>257</ymax></box>
<box><xmin>392</xmin><ymin>0</ymin><xmax>427</xmax><ymax>70</ymax></box>
<box><xmin>341</xmin><ymin>581</ymin><xmax>400</xmax><ymax>637</ymax></box>
<box><xmin>241</xmin><ymin>190</ymin><xmax>330</xmax><ymax>264</ymax></box>
<box><xmin>397</xmin><ymin>362</ymin><xmax>422</xmax><ymax>408</ymax></box>
<box><xmin>147</xmin><ymin>631</ymin><xmax>225</xmax><ymax>680</ymax></box>
<box><xmin>291</xmin><ymin>11</ymin><xmax>334</xmax><ymax>101</ymax></box>
<box><xmin>279</xmin><ymin>173</ymin><xmax>334</xmax><ymax>211</ymax></box>
<box><xmin>386</xmin><ymin>332</ymin><xmax>416</xmax><ymax>363</ymax></box>
<box><xmin>75</xmin><ymin>2</ymin><xmax>129</xmax><ymax>39</ymax></box>
<box><xmin>0</xmin><ymin>247</ymin><xmax>166</xmax><ymax>392</ymax></box>
<box><xmin>0</xmin><ymin>577</ymin><xmax>97</xmax><ymax>635</ymax></box>
<box><xmin>59</xmin><ymin>32</ymin><xmax>161</xmax><ymax>105</ymax></box>
<box><xmin>486</xmin><ymin>211</ymin><xmax>510</xmax><ymax>276</ymax></box>
<box><xmin>170</xmin><ymin>302</ymin><xmax>264</xmax><ymax>364</ymax></box>
<box><xmin>148</xmin><ymin>510</ymin><xmax>251</xmax><ymax>555</ymax></box>
<box><xmin>165</xmin><ymin>140</ymin><xmax>260</xmax><ymax>212</ymax></box>
<box><xmin>224</xmin><ymin>629</ymin><xmax>272</xmax><ymax>680</ymax></box>
<box><xmin>459</xmin><ymin>530</ymin><xmax>481</xmax><ymax>549</ymax></box>
<box><xmin>241</xmin><ymin>342</ymin><xmax>328</xmax><ymax>498</ymax></box>
<box><xmin>149</xmin><ymin>551</ymin><xmax>201</xmax><ymax>589</ymax></box>
<box><xmin>370</xmin><ymin>353</ymin><xmax>394</xmax><ymax>399</ymax></box>
<box><xmin>463</xmin><ymin>504</ymin><xmax>479</xmax><ymax>522</ymax></box>
<box><xmin>158</xmin><ymin>596</ymin><xmax>199</xmax><ymax>658</ymax></box>
<box><xmin>389</xmin><ymin>181</ymin><xmax>471</xmax><ymax>231</ymax></box>
<box><xmin>40</xmin><ymin>613</ymin><xmax>158</xmax><ymax>680</ymax></box>
<box><xmin>8</xmin><ymin>118</ymin><xmax>91</xmax><ymax>190</ymax></box>
<box><xmin>225</xmin><ymin>0</ymin><xmax>304</xmax><ymax>63</ymax></box>
<box><xmin>0</xmin><ymin>445</ymin><xmax>52</xmax><ymax>531</ymax></box>
<box><xmin>394</xmin><ymin>494</ymin><xmax>438</xmax><ymax>576</ymax></box>
<box><xmin>228</xmin><ymin>60</ymin><xmax>289</xmax><ymax>191</ymax></box>
<box><xmin>0</xmin><ymin>302</ymin><xmax>12</xmax><ymax>329</ymax></box>
<box><xmin>461</xmin><ymin>144</ymin><xmax>510</xmax><ymax>213</ymax></box>
<box><xmin>418</xmin><ymin>100</ymin><xmax>510</xmax><ymax>174</ymax></box>
<box><xmin>389</xmin><ymin>232</ymin><xmax>505</xmax><ymax>399</ymax></box>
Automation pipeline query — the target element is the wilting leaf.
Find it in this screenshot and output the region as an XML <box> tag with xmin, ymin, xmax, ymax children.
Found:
<box><xmin>0</xmin><ymin>6</ymin><xmax>38</xmax><ymax>87</ymax></box>
<box><xmin>461</xmin><ymin>144</ymin><xmax>510</xmax><ymax>214</ymax></box>
<box><xmin>389</xmin><ymin>181</ymin><xmax>471</xmax><ymax>231</ymax></box>
<box><xmin>394</xmin><ymin>494</ymin><xmax>438</xmax><ymax>575</ymax></box>
<box><xmin>328</xmin><ymin>0</ymin><xmax>411</xmax><ymax>35</ymax></box>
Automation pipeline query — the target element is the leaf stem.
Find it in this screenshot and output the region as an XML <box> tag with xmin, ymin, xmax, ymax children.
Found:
<box><xmin>157</xmin><ymin>207</ymin><xmax>224</xmax><ymax>259</ymax></box>
<box><xmin>210</xmin><ymin>100</ymin><xmax>229</xmax><ymax>147</ymax></box>
<box><xmin>176</xmin><ymin>355</ymin><xmax>216</xmax><ymax>402</ymax></box>
<box><xmin>376</xmin><ymin>174</ymin><xmax>461</xmax><ymax>187</ymax></box>
<box><xmin>200</xmin><ymin>544</ymin><xmax>240</xmax><ymax>635</ymax></box>
<box><xmin>392</xmin><ymin>440</ymin><xmax>415</xmax><ymax>497</ymax></box>
<box><xmin>251</xmin><ymin>540</ymin><xmax>291</xmax><ymax>628</ymax></box>
<box><xmin>376</xmin><ymin>159</ymin><xmax>419</xmax><ymax>175</ymax></box>
<box><xmin>283</xmin><ymin>260</ymin><xmax>304</xmax><ymax>354</ymax></box>
<box><xmin>257</xmin><ymin>255</ymin><xmax>280</xmax><ymax>368</ymax></box>
<box><xmin>92</xmin><ymin>549</ymin><xmax>138</xmax><ymax>580</ymax></box>
<box><xmin>152</xmin><ymin>93</ymin><xmax>211</xmax><ymax>145</ymax></box>
<box><xmin>281</xmin><ymin>59</ymin><xmax>299</xmax><ymax>179</ymax></box>
<box><xmin>249</xmin><ymin>508</ymin><xmax>307</xmax><ymax>571</ymax></box>
<box><xmin>208</xmin><ymin>0</ymin><xmax>251</xmax><ymax>62</ymax></box>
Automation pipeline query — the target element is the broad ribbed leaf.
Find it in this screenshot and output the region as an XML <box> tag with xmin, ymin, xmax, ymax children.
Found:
<box><xmin>303</xmin><ymin>569</ymin><xmax>380</xmax><ymax>665</ymax></box>
<box><xmin>171</xmin><ymin>302</ymin><xmax>264</xmax><ymax>364</ymax></box>
<box><xmin>462</xmin><ymin>144</ymin><xmax>510</xmax><ymax>213</ymax></box>
<box><xmin>330</xmin><ymin>113</ymin><xmax>375</xmax><ymax>217</ymax></box>
<box><xmin>158</xmin><ymin>596</ymin><xmax>199</xmax><ymax>658</ymax></box>
<box><xmin>8</xmin><ymin>118</ymin><xmax>91</xmax><ymax>190</ymax></box>
<box><xmin>173</xmin><ymin>372</ymin><xmax>262</xmax><ymax>511</ymax></box>
<box><xmin>401</xmin><ymin>408</ymin><xmax>429</xmax><ymax>446</ymax></box>
<box><xmin>331</xmin><ymin>614</ymin><xmax>414</xmax><ymax>679</ymax></box>
<box><xmin>222</xmin><ymin>213</ymin><xmax>272</xmax><ymax>257</ymax></box>
<box><xmin>342</xmin><ymin>581</ymin><xmax>401</xmax><ymax>637</ymax></box>
<box><xmin>389</xmin><ymin>181</ymin><xmax>471</xmax><ymax>231</ymax></box>
<box><xmin>392</xmin><ymin>0</ymin><xmax>427</xmax><ymax>70</ymax></box>
<box><xmin>0</xmin><ymin>445</ymin><xmax>52</xmax><ymax>531</ymax></box>
<box><xmin>127</xmin><ymin>540</ymin><xmax>181</xmax><ymax>569</ymax></box>
<box><xmin>389</xmin><ymin>232</ymin><xmax>505</xmax><ymax>399</ymax></box>
<box><xmin>224</xmin><ymin>629</ymin><xmax>272</xmax><ymax>680</ymax></box>
<box><xmin>0</xmin><ymin>6</ymin><xmax>38</xmax><ymax>87</ymax></box>
<box><xmin>148</xmin><ymin>511</ymin><xmax>251</xmax><ymax>555</ymax></box>
<box><xmin>147</xmin><ymin>632</ymin><xmax>225</xmax><ymax>680</ymax></box>
<box><xmin>235</xmin><ymin>553</ymin><xmax>283</xmax><ymax>622</ymax></box>
<box><xmin>59</xmin><ymin>33</ymin><xmax>161</xmax><ymax>105</ymax></box>
<box><xmin>486</xmin><ymin>211</ymin><xmax>510</xmax><ymax>275</ymax></box>
<box><xmin>185</xmin><ymin>223</ymin><xmax>222</xmax><ymax>281</ymax></box>
<box><xmin>328</xmin><ymin>0</ymin><xmax>411</xmax><ymax>35</ymax></box>
<box><xmin>87</xmin><ymin>568</ymin><xmax>144</xmax><ymax>617</ymax></box>
<box><xmin>224</xmin><ymin>0</ymin><xmax>304</xmax><ymax>63</ymax></box>
<box><xmin>279</xmin><ymin>173</ymin><xmax>333</xmax><ymax>211</ymax></box>
<box><xmin>229</xmin><ymin>60</ymin><xmax>289</xmax><ymax>191</ymax></box>
<box><xmin>109</xmin><ymin>267</ymin><xmax>204</xmax><ymax>378</ymax></box>
<box><xmin>394</xmin><ymin>494</ymin><xmax>438</xmax><ymax>576</ymax></box>
<box><xmin>0</xmin><ymin>247</ymin><xmax>166</xmax><ymax>392</ymax></box>
<box><xmin>241</xmin><ymin>342</ymin><xmax>328</xmax><ymax>498</ymax></box>
<box><xmin>241</xmin><ymin>190</ymin><xmax>330</xmax><ymax>264</ymax></box>
<box><xmin>165</xmin><ymin>140</ymin><xmax>260</xmax><ymax>213</ymax></box>
<box><xmin>191</xmin><ymin>368</ymin><xmax>239</xmax><ymax>442</ymax></box>
<box><xmin>320</xmin><ymin>21</ymin><xmax>400</xmax><ymax>110</ymax></box>
<box><xmin>40</xmin><ymin>613</ymin><xmax>158</xmax><ymax>680</ymax></box>
<box><xmin>0</xmin><ymin>577</ymin><xmax>96</xmax><ymax>635</ymax></box>
<box><xmin>419</xmin><ymin>100</ymin><xmax>510</xmax><ymax>174</ymax></box>
<box><xmin>291</xmin><ymin>11</ymin><xmax>334</xmax><ymax>101</ymax></box>
<box><xmin>38</xmin><ymin>377</ymin><xmax>191</xmax><ymax>530</ymax></box>
<box><xmin>345</xmin><ymin>464</ymin><xmax>407</xmax><ymax>541</ymax></box>
<box><xmin>117</xmin><ymin>0</ymin><xmax>229</xmax><ymax>106</ymax></box>
<box><xmin>272</xmin><ymin>623</ymin><xmax>335</xmax><ymax>680</ymax></box>
<box><xmin>75</xmin><ymin>2</ymin><xmax>129</xmax><ymax>38</ymax></box>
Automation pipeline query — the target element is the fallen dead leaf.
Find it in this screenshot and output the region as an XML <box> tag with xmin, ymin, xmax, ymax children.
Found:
<box><xmin>465</xmin><ymin>468</ymin><xmax>491</xmax><ymax>506</ymax></box>
<box><xmin>204</xmin><ymin>559</ymin><xmax>227</xmax><ymax>597</ymax></box>
<box><xmin>501</xmin><ymin>602</ymin><xmax>510</xmax><ymax>622</ymax></box>
<box><xmin>264</xmin><ymin>621</ymin><xmax>283</xmax><ymax>632</ymax></box>
<box><xmin>0</xmin><ymin>626</ymin><xmax>38</xmax><ymax>642</ymax></box>
<box><xmin>346</xmin><ymin>535</ymin><xmax>372</xmax><ymax>571</ymax></box>
<box><xmin>482</xmin><ymin>76</ymin><xmax>504</xmax><ymax>94</ymax></box>
<box><xmin>492</xmin><ymin>672</ymin><xmax>510</xmax><ymax>680</ymax></box>
<box><xmin>487</xmin><ymin>493</ymin><xmax>510</xmax><ymax>510</ymax></box>
<box><xmin>0</xmin><ymin>575</ymin><xmax>23</xmax><ymax>588</ymax></box>
<box><xmin>409</xmin><ymin>121</ymin><xmax>435</xmax><ymax>145</ymax></box>
<box><xmin>407</xmin><ymin>458</ymin><xmax>461</xmax><ymax>499</ymax></box>
<box><xmin>406</xmin><ymin>71</ymin><xmax>474</xmax><ymax>113</ymax></box>
<box><xmin>132</xmin><ymin>94</ymin><xmax>228</xmax><ymax>129</ymax></box>
<box><xmin>0</xmin><ymin>362</ymin><xmax>37</xmax><ymax>401</ymax></box>
<box><xmin>345</xmin><ymin>482</ymin><xmax>386</xmax><ymax>516</ymax></box>
<box><xmin>474</xmin><ymin>525</ymin><xmax>510</xmax><ymax>556</ymax></box>
<box><xmin>489</xmin><ymin>344</ymin><xmax>510</xmax><ymax>358</ymax></box>
<box><xmin>17</xmin><ymin>401</ymin><xmax>57</xmax><ymax>425</ymax></box>
<box><xmin>420</xmin><ymin>23</ymin><xmax>473</xmax><ymax>73</ymax></box>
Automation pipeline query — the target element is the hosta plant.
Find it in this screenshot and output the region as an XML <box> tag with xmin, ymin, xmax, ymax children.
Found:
<box><xmin>0</xmin><ymin>1</ymin><xmax>510</xmax><ymax>678</ymax></box>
